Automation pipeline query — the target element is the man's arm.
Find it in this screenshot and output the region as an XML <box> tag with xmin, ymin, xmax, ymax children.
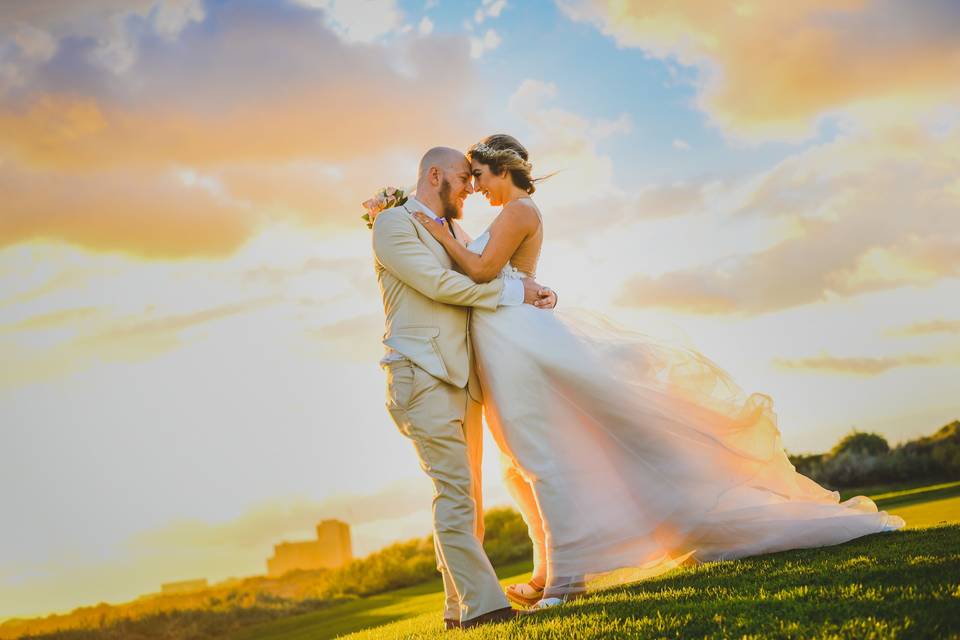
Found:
<box><xmin>373</xmin><ymin>211</ymin><xmax>505</xmax><ymax>311</ymax></box>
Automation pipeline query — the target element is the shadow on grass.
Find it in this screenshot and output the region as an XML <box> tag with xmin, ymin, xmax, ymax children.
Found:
<box><xmin>523</xmin><ymin>526</ymin><xmax>960</xmax><ymax>639</ymax></box>
<box><xmin>872</xmin><ymin>482</ymin><xmax>960</xmax><ymax>509</ymax></box>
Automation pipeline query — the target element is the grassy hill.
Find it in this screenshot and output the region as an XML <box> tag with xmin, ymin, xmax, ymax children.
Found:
<box><xmin>337</xmin><ymin>524</ymin><xmax>960</xmax><ymax>640</ymax></box>
<box><xmin>225</xmin><ymin>481</ymin><xmax>960</xmax><ymax>640</ymax></box>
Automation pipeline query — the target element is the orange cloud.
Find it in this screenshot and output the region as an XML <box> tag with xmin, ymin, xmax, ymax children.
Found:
<box><xmin>0</xmin><ymin>82</ymin><xmax>473</xmax><ymax>172</ymax></box>
<box><xmin>773</xmin><ymin>353</ymin><xmax>943</xmax><ymax>375</ymax></box>
<box><xmin>0</xmin><ymin>2</ymin><xmax>482</xmax><ymax>257</ymax></box>
<box><xmin>886</xmin><ymin>319</ymin><xmax>960</xmax><ymax>337</ymax></box>
<box><xmin>559</xmin><ymin>0</ymin><xmax>960</xmax><ymax>140</ymax></box>
<box><xmin>0</xmin><ymin>164</ymin><xmax>254</xmax><ymax>258</ymax></box>
<box><xmin>1</xmin><ymin>306</ymin><xmax>98</xmax><ymax>332</ymax></box>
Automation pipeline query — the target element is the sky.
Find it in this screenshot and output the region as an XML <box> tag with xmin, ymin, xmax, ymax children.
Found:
<box><xmin>1</xmin><ymin>0</ymin><xmax>959</xmax><ymax>622</ymax></box>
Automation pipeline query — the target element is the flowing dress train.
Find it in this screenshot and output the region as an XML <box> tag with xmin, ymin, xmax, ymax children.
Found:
<box><xmin>467</xmin><ymin>221</ymin><xmax>904</xmax><ymax>596</ymax></box>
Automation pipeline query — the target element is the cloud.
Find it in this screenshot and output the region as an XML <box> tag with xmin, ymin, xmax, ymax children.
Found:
<box><xmin>773</xmin><ymin>352</ymin><xmax>944</xmax><ymax>376</ymax></box>
<box><xmin>0</xmin><ymin>293</ymin><xmax>282</xmax><ymax>392</ymax></box>
<box><xmin>418</xmin><ymin>16</ymin><xmax>435</xmax><ymax>36</ymax></box>
<box><xmin>9</xmin><ymin>24</ymin><xmax>58</xmax><ymax>62</ymax></box>
<box><xmin>470</xmin><ymin>29</ymin><xmax>502</xmax><ymax>58</ymax></box>
<box><xmin>617</xmin><ymin>122</ymin><xmax>960</xmax><ymax>315</ymax></box>
<box><xmin>0</xmin><ymin>1</ymin><xmax>483</xmax><ymax>257</ymax></box>
<box><xmin>557</xmin><ymin>0</ymin><xmax>960</xmax><ymax>141</ymax></box>
<box><xmin>885</xmin><ymin>318</ymin><xmax>960</xmax><ymax>337</ymax></box>
<box><xmin>0</xmin><ymin>226</ymin><xmax>379</xmax><ymax>391</ymax></box>
<box><xmin>0</xmin><ymin>33</ymin><xmax>476</xmax><ymax>170</ymax></box>
<box><xmin>0</xmin><ymin>0</ymin><xmax>205</xmax><ymax>76</ymax></box>
<box><xmin>129</xmin><ymin>478</ymin><xmax>431</xmax><ymax>552</ymax></box>
<box><xmin>475</xmin><ymin>0</ymin><xmax>508</xmax><ymax>24</ymax></box>
<box><xmin>672</xmin><ymin>138</ymin><xmax>690</xmax><ymax>150</ymax></box>
<box><xmin>292</xmin><ymin>0</ymin><xmax>404</xmax><ymax>43</ymax></box>
<box><xmin>1</xmin><ymin>306</ymin><xmax>98</xmax><ymax>333</ymax></box>
<box><xmin>82</xmin><ymin>297</ymin><xmax>279</xmax><ymax>345</ymax></box>
<box><xmin>0</xmin><ymin>163</ymin><xmax>255</xmax><ymax>258</ymax></box>
<box><xmin>501</xmin><ymin>79</ymin><xmax>696</xmax><ymax>240</ymax></box>
<box><xmin>508</xmin><ymin>77</ymin><xmax>628</xmax><ymax>172</ymax></box>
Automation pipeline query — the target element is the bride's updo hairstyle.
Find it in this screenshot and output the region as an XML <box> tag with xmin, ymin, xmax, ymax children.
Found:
<box><xmin>467</xmin><ymin>134</ymin><xmax>546</xmax><ymax>195</ymax></box>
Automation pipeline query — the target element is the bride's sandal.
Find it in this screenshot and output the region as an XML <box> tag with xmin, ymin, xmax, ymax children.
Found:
<box><xmin>527</xmin><ymin>577</ymin><xmax>587</xmax><ymax>611</ymax></box>
<box><xmin>505</xmin><ymin>579</ymin><xmax>545</xmax><ymax>607</ymax></box>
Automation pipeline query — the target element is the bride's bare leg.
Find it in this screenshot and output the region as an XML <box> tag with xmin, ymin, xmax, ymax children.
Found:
<box><xmin>502</xmin><ymin>457</ymin><xmax>547</xmax><ymax>584</ymax></box>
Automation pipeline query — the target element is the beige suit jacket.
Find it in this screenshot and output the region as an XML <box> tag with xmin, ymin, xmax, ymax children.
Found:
<box><xmin>372</xmin><ymin>204</ymin><xmax>503</xmax><ymax>401</ymax></box>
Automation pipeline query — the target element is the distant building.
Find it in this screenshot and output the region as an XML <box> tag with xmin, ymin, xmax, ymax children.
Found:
<box><xmin>160</xmin><ymin>578</ymin><xmax>208</xmax><ymax>594</ymax></box>
<box><xmin>267</xmin><ymin>519</ymin><xmax>353</xmax><ymax>577</ymax></box>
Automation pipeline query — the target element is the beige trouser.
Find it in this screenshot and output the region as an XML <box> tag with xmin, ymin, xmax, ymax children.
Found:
<box><xmin>385</xmin><ymin>360</ymin><xmax>508</xmax><ymax>622</ymax></box>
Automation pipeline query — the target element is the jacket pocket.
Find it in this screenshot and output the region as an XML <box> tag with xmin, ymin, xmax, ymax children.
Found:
<box><xmin>384</xmin><ymin>327</ymin><xmax>449</xmax><ymax>381</ymax></box>
<box><xmin>393</xmin><ymin>326</ymin><xmax>440</xmax><ymax>338</ymax></box>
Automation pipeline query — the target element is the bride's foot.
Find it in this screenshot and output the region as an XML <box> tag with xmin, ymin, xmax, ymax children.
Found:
<box><xmin>505</xmin><ymin>577</ymin><xmax>545</xmax><ymax>607</ymax></box>
<box><xmin>528</xmin><ymin>576</ymin><xmax>586</xmax><ymax>611</ymax></box>
<box><xmin>530</xmin><ymin>597</ymin><xmax>564</xmax><ymax>610</ymax></box>
<box><xmin>527</xmin><ymin>591</ymin><xmax>586</xmax><ymax>612</ymax></box>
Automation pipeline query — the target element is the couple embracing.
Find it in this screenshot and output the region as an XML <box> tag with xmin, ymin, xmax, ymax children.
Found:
<box><xmin>368</xmin><ymin>134</ymin><xmax>903</xmax><ymax>630</ymax></box>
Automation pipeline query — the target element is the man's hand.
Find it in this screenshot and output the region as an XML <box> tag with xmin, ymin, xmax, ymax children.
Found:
<box><xmin>522</xmin><ymin>278</ymin><xmax>558</xmax><ymax>308</ymax></box>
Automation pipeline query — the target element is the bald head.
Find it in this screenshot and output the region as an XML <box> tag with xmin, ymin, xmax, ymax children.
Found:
<box><xmin>418</xmin><ymin>146</ymin><xmax>468</xmax><ymax>181</ymax></box>
<box><xmin>415</xmin><ymin>146</ymin><xmax>474</xmax><ymax>221</ymax></box>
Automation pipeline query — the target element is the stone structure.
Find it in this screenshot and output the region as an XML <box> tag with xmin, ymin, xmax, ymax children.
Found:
<box><xmin>266</xmin><ymin>519</ymin><xmax>353</xmax><ymax>577</ymax></box>
<box><xmin>160</xmin><ymin>578</ymin><xmax>208</xmax><ymax>594</ymax></box>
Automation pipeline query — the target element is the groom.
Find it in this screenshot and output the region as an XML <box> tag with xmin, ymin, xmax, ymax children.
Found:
<box><xmin>372</xmin><ymin>147</ymin><xmax>555</xmax><ymax>629</ymax></box>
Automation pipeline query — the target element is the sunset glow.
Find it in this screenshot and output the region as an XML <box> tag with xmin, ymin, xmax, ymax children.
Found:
<box><xmin>1</xmin><ymin>0</ymin><xmax>958</xmax><ymax>623</ymax></box>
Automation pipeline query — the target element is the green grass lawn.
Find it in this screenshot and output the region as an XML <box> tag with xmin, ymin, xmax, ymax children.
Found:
<box><xmin>871</xmin><ymin>480</ymin><xmax>960</xmax><ymax>528</ymax></box>
<box><xmin>228</xmin><ymin>561</ymin><xmax>534</xmax><ymax>640</ymax></box>
<box><xmin>341</xmin><ymin>525</ymin><xmax>960</xmax><ymax>640</ymax></box>
<box><xmin>238</xmin><ymin>483</ymin><xmax>960</xmax><ymax>640</ymax></box>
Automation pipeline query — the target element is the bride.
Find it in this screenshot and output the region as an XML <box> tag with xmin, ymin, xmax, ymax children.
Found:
<box><xmin>410</xmin><ymin>134</ymin><xmax>905</xmax><ymax>609</ymax></box>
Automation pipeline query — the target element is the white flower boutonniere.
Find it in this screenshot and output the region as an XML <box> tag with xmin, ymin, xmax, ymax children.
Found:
<box><xmin>361</xmin><ymin>186</ymin><xmax>409</xmax><ymax>230</ymax></box>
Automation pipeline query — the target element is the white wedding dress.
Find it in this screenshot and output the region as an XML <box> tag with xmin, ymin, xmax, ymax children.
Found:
<box><xmin>466</xmin><ymin>219</ymin><xmax>904</xmax><ymax>597</ymax></box>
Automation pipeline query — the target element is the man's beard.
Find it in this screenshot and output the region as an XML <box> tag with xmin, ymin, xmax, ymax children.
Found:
<box><xmin>438</xmin><ymin>178</ymin><xmax>462</xmax><ymax>220</ymax></box>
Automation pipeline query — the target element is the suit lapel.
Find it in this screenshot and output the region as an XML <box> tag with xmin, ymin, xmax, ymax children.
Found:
<box><xmin>403</xmin><ymin>203</ymin><xmax>453</xmax><ymax>268</ymax></box>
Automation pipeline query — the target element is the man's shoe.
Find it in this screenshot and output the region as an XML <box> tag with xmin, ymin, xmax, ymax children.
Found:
<box><xmin>460</xmin><ymin>606</ymin><xmax>518</xmax><ymax>628</ymax></box>
<box><xmin>443</xmin><ymin>618</ymin><xmax>461</xmax><ymax>630</ymax></box>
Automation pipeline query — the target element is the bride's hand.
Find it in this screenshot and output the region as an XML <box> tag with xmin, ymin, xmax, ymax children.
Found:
<box><xmin>412</xmin><ymin>211</ymin><xmax>448</xmax><ymax>242</ymax></box>
<box><xmin>535</xmin><ymin>286</ymin><xmax>557</xmax><ymax>309</ymax></box>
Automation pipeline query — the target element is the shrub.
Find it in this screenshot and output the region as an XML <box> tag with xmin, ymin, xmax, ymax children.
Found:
<box><xmin>790</xmin><ymin>421</ymin><xmax>960</xmax><ymax>489</ymax></box>
<box><xmin>830</xmin><ymin>431</ymin><xmax>890</xmax><ymax>457</ymax></box>
<box><xmin>483</xmin><ymin>506</ymin><xmax>533</xmax><ymax>567</ymax></box>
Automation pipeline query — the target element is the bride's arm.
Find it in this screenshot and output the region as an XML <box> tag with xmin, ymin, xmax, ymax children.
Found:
<box><xmin>413</xmin><ymin>201</ymin><xmax>538</xmax><ymax>283</ymax></box>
